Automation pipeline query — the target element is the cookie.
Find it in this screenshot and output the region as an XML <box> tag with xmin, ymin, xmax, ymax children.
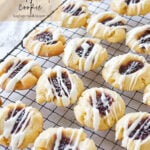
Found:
<box><xmin>116</xmin><ymin>112</ymin><xmax>150</xmax><ymax>150</ymax></box>
<box><xmin>126</xmin><ymin>25</ymin><xmax>150</xmax><ymax>55</ymax></box>
<box><xmin>143</xmin><ymin>84</ymin><xmax>150</xmax><ymax>106</ymax></box>
<box><xmin>111</xmin><ymin>0</ymin><xmax>150</xmax><ymax>16</ymax></box>
<box><xmin>60</xmin><ymin>0</ymin><xmax>90</xmax><ymax>28</ymax></box>
<box><xmin>32</xmin><ymin>127</ymin><xmax>97</xmax><ymax>150</ymax></box>
<box><xmin>102</xmin><ymin>53</ymin><xmax>150</xmax><ymax>91</ymax></box>
<box><xmin>74</xmin><ymin>87</ymin><xmax>125</xmax><ymax>130</ymax></box>
<box><xmin>23</xmin><ymin>26</ymin><xmax>66</xmax><ymax>57</ymax></box>
<box><xmin>87</xmin><ymin>11</ymin><xmax>126</xmax><ymax>43</ymax></box>
<box><xmin>63</xmin><ymin>38</ymin><xmax>108</xmax><ymax>71</ymax></box>
<box><xmin>0</xmin><ymin>101</ymin><xmax>43</xmax><ymax>149</ymax></box>
<box><xmin>0</xmin><ymin>56</ymin><xmax>42</xmax><ymax>92</ymax></box>
<box><xmin>36</xmin><ymin>66</ymin><xmax>84</xmax><ymax>107</ymax></box>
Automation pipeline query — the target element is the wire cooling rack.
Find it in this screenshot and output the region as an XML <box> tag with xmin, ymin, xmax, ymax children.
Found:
<box><xmin>0</xmin><ymin>0</ymin><xmax>150</xmax><ymax>150</ymax></box>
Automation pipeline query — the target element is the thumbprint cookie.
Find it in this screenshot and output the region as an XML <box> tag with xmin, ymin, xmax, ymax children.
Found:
<box><xmin>63</xmin><ymin>38</ymin><xmax>108</xmax><ymax>71</ymax></box>
<box><xmin>74</xmin><ymin>87</ymin><xmax>125</xmax><ymax>130</ymax></box>
<box><xmin>60</xmin><ymin>0</ymin><xmax>90</xmax><ymax>28</ymax></box>
<box><xmin>126</xmin><ymin>25</ymin><xmax>150</xmax><ymax>55</ymax></box>
<box><xmin>111</xmin><ymin>0</ymin><xmax>150</xmax><ymax>16</ymax></box>
<box><xmin>87</xmin><ymin>12</ymin><xmax>126</xmax><ymax>43</ymax></box>
<box><xmin>102</xmin><ymin>53</ymin><xmax>150</xmax><ymax>91</ymax></box>
<box><xmin>0</xmin><ymin>101</ymin><xmax>43</xmax><ymax>150</ymax></box>
<box><xmin>143</xmin><ymin>84</ymin><xmax>150</xmax><ymax>106</ymax></box>
<box><xmin>32</xmin><ymin>127</ymin><xmax>96</xmax><ymax>150</ymax></box>
<box><xmin>23</xmin><ymin>26</ymin><xmax>66</xmax><ymax>57</ymax></box>
<box><xmin>36</xmin><ymin>66</ymin><xmax>84</xmax><ymax>107</ymax></box>
<box><xmin>116</xmin><ymin>112</ymin><xmax>150</xmax><ymax>150</ymax></box>
<box><xmin>0</xmin><ymin>56</ymin><xmax>42</xmax><ymax>92</ymax></box>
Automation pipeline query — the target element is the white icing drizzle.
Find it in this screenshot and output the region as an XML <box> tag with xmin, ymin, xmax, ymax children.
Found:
<box><xmin>85</xmin><ymin>88</ymin><xmax>121</xmax><ymax>130</ymax></box>
<box><xmin>143</xmin><ymin>92</ymin><xmax>150</xmax><ymax>103</ymax></box>
<box><xmin>54</xmin><ymin>128</ymin><xmax>83</xmax><ymax>150</ymax></box>
<box><xmin>126</xmin><ymin>25</ymin><xmax>150</xmax><ymax>52</ymax></box>
<box><xmin>60</xmin><ymin>0</ymin><xmax>87</xmax><ymax>26</ymax></box>
<box><xmin>120</xmin><ymin>113</ymin><xmax>150</xmax><ymax>150</ymax></box>
<box><xmin>87</xmin><ymin>12</ymin><xmax>126</xmax><ymax>37</ymax></box>
<box><xmin>44</xmin><ymin>66</ymin><xmax>78</xmax><ymax>106</ymax></box>
<box><xmin>0</xmin><ymin>56</ymin><xmax>38</xmax><ymax>92</ymax></box>
<box><xmin>1</xmin><ymin>101</ymin><xmax>32</xmax><ymax>150</ymax></box>
<box><xmin>23</xmin><ymin>26</ymin><xmax>62</xmax><ymax>56</ymax></box>
<box><xmin>128</xmin><ymin>0</ymin><xmax>143</xmax><ymax>15</ymax></box>
<box><xmin>139</xmin><ymin>34</ymin><xmax>150</xmax><ymax>50</ymax></box>
<box><xmin>104</xmin><ymin>53</ymin><xmax>146</xmax><ymax>91</ymax></box>
<box><xmin>63</xmin><ymin>38</ymin><xmax>104</xmax><ymax>71</ymax></box>
<box><xmin>34</xmin><ymin>128</ymin><xmax>83</xmax><ymax>150</ymax></box>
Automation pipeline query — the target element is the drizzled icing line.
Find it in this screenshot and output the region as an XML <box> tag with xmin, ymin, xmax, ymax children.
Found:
<box><xmin>117</xmin><ymin>113</ymin><xmax>150</xmax><ymax>150</ymax></box>
<box><xmin>44</xmin><ymin>66</ymin><xmax>78</xmax><ymax>106</ymax></box>
<box><xmin>33</xmin><ymin>128</ymin><xmax>83</xmax><ymax>150</ymax></box>
<box><xmin>85</xmin><ymin>88</ymin><xmax>122</xmax><ymax>130</ymax></box>
<box><xmin>63</xmin><ymin>38</ymin><xmax>105</xmax><ymax>71</ymax></box>
<box><xmin>60</xmin><ymin>0</ymin><xmax>88</xmax><ymax>26</ymax></box>
<box><xmin>103</xmin><ymin>53</ymin><xmax>147</xmax><ymax>91</ymax></box>
<box><xmin>126</xmin><ymin>25</ymin><xmax>150</xmax><ymax>51</ymax></box>
<box><xmin>23</xmin><ymin>26</ymin><xmax>62</xmax><ymax>56</ymax></box>
<box><xmin>87</xmin><ymin>12</ymin><xmax>126</xmax><ymax>37</ymax></box>
<box><xmin>0</xmin><ymin>56</ymin><xmax>38</xmax><ymax>92</ymax></box>
<box><xmin>1</xmin><ymin>101</ymin><xmax>33</xmax><ymax>150</ymax></box>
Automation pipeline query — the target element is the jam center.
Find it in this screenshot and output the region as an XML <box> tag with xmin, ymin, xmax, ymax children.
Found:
<box><xmin>125</xmin><ymin>0</ymin><xmax>140</xmax><ymax>5</ymax></box>
<box><xmin>58</xmin><ymin>136</ymin><xmax>76</xmax><ymax>150</ymax></box>
<box><xmin>35</xmin><ymin>31</ymin><xmax>57</xmax><ymax>44</ymax></box>
<box><xmin>101</xmin><ymin>17</ymin><xmax>124</xmax><ymax>27</ymax></box>
<box><xmin>119</xmin><ymin>60</ymin><xmax>144</xmax><ymax>75</ymax></box>
<box><xmin>63</xmin><ymin>4</ymin><xmax>84</xmax><ymax>16</ymax></box>
<box><xmin>76</xmin><ymin>41</ymin><xmax>94</xmax><ymax>58</ymax></box>
<box><xmin>50</xmin><ymin>72</ymin><xmax>72</xmax><ymax>97</ymax></box>
<box><xmin>129</xmin><ymin>117</ymin><xmax>150</xmax><ymax>140</ymax></box>
<box><xmin>8</xmin><ymin>61</ymin><xmax>28</xmax><ymax>78</ymax></box>
<box><xmin>139</xmin><ymin>30</ymin><xmax>150</xmax><ymax>45</ymax></box>
<box><xmin>91</xmin><ymin>92</ymin><xmax>114</xmax><ymax>116</ymax></box>
<box><xmin>6</xmin><ymin>107</ymin><xmax>29</xmax><ymax>134</ymax></box>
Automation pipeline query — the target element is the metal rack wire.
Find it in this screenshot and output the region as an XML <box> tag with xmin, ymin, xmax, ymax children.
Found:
<box><xmin>0</xmin><ymin>0</ymin><xmax>150</xmax><ymax>149</ymax></box>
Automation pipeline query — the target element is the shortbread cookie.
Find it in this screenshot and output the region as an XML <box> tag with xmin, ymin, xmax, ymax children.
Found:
<box><xmin>126</xmin><ymin>25</ymin><xmax>150</xmax><ymax>55</ymax></box>
<box><xmin>0</xmin><ymin>101</ymin><xmax>43</xmax><ymax>150</ymax></box>
<box><xmin>36</xmin><ymin>66</ymin><xmax>84</xmax><ymax>107</ymax></box>
<box><xmin>143</xmin><ymin>84</ymin><xmax>150</xmax><ymax>106</ymax></box>
<box><xmin>23</xmin><ymin>26</ymin><xmax>66</xmax><ymax>57</ymax></box>
<box><xmin>0</xmin><ymin>56</ymin><xmax>42</xmax><ymax>92</ymax></box>
<box><xmin>63</xmin><ymin>38</ymin><xmax>108</xmax><ymax>71</ymax></box>
<box><xmin>102</xmin><ymin>53</ymin><xmax>150</xmax><ymax>91</ymax></box>
<box><xmin>32</xmin><ymin>127</ymin><xmax>97</xmax><ymax>150</ymax></box>
<box><xmin>116</xmin><ymin>112</ymin><xmax>150</xmax><ymax>150</ymax></box>
<box><xmin>60</xmin><ymin>0</ymin><xmax>90</xmax><ymax>28</ymax></box>
<box><xmin>74</xmin><ymin>87</ymin><xmax>125</xmax><ymax>130</ymax></box>
<box><xmin>111</xmin><ymin>0</ymin><xmax>150</xmax><ymax>16</ymax></box>
<box><xmin>87</xmin><ymin>12</ymin><xmax>126</xmax><ymax>43</ymax></box>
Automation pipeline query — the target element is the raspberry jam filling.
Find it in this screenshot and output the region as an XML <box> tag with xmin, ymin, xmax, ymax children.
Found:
<box><xmin>139</xmin><ymin>30</ymin><xmax>150</xmax><ymax>46</ymax></box>
<box><xmin>57</xmin><ymin>136</ymin><xmax>78</xmax><ymax>150</ymax></box>
<box><xmin>76</xmin><ymin>41</ymin><xmax>94</xmax><ymax>58</ymax></box>
<box><xmin>63</xmin><ymin>4</ymin><xmax>84</xmax><ymax>16</ymax></box>
<box><xmin>119</xmin><ymin>60</ymin><xmax>144</xmax><ymax>75</ymax></box>
<box><xmin>6</xmin><ymin>107</ymin><xmax>29</xmax><ymax>133</ymax></box>
<box><xmin>128</xmin><ymin>117</ymin><xmax>150</xmax><ymax>140</ymax></box>
<box><xmin>49</xmin><ymin>72</ymin><xmax>72</xmax><ymax>97</ymax></box>
<box><xmin>7</xmin><ymin>61</ymin><xmax>28</xmax><ymax>78</ymax></box>
<box><xmin>91</xmin><ymin>91</ymin><xmax>114</xmax><ymax>116</ymax></box>
<box><xmin>35</xmin><ymin>31</ymin><xmax>57</xmax><ymax>44</ymax></box>
<box><xmin>101</xmin><ymin>17</ymin><xmax>124</xmax><ymax>27</ymax></box>
<box><xmin>125</xmin><ymin>0</ymin><xmax>140</xmax><ymax>5</ymax></box>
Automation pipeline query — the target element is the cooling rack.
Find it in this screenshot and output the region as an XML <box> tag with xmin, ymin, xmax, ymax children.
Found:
<box><xmin>0</xmin><ymin>0</ymin><xmax>150</xmax><ymax>150</ymax></box>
